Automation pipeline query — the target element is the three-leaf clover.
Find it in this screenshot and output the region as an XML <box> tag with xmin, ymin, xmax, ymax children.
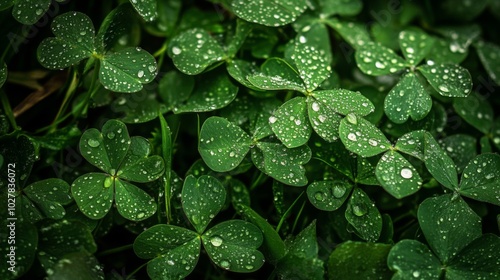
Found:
<box><xmin>37</xmin><ymin>9</ymin><xmax>158</xmax><ymax>93</ymax></box>
<box><xmin>71</xmin><ymin>119</ymin><xmax>164</xmax><ymax>221</ymax></box>
<box><xmin>388</xmin><ymin>194</ymin><xmax>500</xmax><ymax>279</ymax></box>
<box><xmin>355</xmin><ymin>28</ymin><xmax>472</xmax><ymax>123</ymax></box>
<box><xmin>133</xmin><ymin>175</ymin><xmax>265</xmax><ymax>279</ymax></box>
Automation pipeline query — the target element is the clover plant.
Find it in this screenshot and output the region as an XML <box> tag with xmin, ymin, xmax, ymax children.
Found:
<box><xmin>1</xmin><ymin>0</ymin><xmax>499</xmax><ymax>279</ymax></box>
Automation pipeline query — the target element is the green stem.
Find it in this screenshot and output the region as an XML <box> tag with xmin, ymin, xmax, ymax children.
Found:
<box><xmin>159</xmin><ymin>112</ymin><xmax>173</xmax><ymax>223</ymax></box>
<box><xmin>249</xmin><ymin>171</ymin><xmax>266</xmax><ymax>191</ymax></box>
<box><xmin>73</xmin><ymin>60</ymin><xmax>101</xmax><ymax>120</ymax></box>
<box><xmin>292</xmin><ymin>200</ymin><xmax>306</xmax><ymax>233</ymax></box>
<box><xmin>276</xmin><ymin>191</ymin><xmax>304</xmax><ymax>232</ymax></box>
<box><xmin>126</xmin><ymin>262</ymin><xmax>148</xmax><ymax>280</ymax></box>
<box><xmin>0</xmin><ymin>90</ymin><xmax>19</xmax><ymax>131</ymax></box>
<box><xmin>96</xmin><ymin>244</ymin><xmax>133</xmax><ymax>257</ymax></box>
<box><xmin>50</xmin><ymin>69</ymin><xmax>80</xmax><ymax>131</ymax></box>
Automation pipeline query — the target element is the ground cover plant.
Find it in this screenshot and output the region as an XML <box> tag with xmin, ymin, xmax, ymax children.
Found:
<box><xmin>1</xmin><ymin>0</ymin><xmax>500</xmax><ymax>279</ymax></box>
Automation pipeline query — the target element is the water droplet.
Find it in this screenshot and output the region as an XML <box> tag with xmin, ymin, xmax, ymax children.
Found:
<box><xmin>438</xmin><ymin>85</ymin><xmax>449</xmax><ymax>93</ymax></box>
<box><xmin>269</xmin><ymin>116</ymin><xmax>277</xmax><ymax>124</ymax></box>
<box><xmin>172</xmin><ymin>46</ymin><xmax>182</xmax><ymax>55</ymax></box>
<box><xmin>312</xmin><ymin>102</ymin><xmax>320</xmax><ymax>112</ymax></box>
<box><xmin>191</xmin><ymin>215</ymin><xmax>200</xmax><ymax>224</ymax></box>
<box><xmin>35</xmin><ymin>9</ymin><xmax>43</xmax><ymax>16</ymax></box>
<box><xmin>137</xmin><ymin>212</ymin><xmax>145</xmax><ymax>219</ymax></box>
<box><xmin>220</xmin><ymin>260</ymin><xmax>230</xmax><ymax>269</ymax></box>
<box><xmin>104</xmin><ymin>177</ymin><xmax>113</xmax><ymax>188</ymax></box>
<box><xmin>245</xmin><ymin>265</ymin><xmax>254</xmax><ymax>270</ymax></box>
<box><xmin>87</xmin><ymin>139</ymin><xmax>100</xmax><ymax>147</ymax></box>
<box><xmin>107</xmin><ymin>132</ymin><xmax>115</xmax><ymax>139</ymax></box>
<box><xmin>346</xmin><ymin>113</ymin><xmax>357</xmax><ymax>125</ymax></box>
<box><xmin>332</xmin><ymin>185</ymin><xmax>346</xmax><ymax>198</ymax></box>
<box><xmin>400</xmin><ymin>168</ymin><xmax>413</xmax><ymax>179</ymax></box>
<box><xmin>209</xmin><ymin>236</ymin><xmax>223</xmax><ymax>247</ymax></box>
<box><xmin>347</xmin><ymin>133</ymin><xmax>357</xmax><ymax>141</ymax></box>
<box><xmin>167</xmin><ymin>260</ymin><xmax>175</xmax><ymax>266</ymax></box>
<box><xmin>314</xmin><ymin>191</ymin><xmax>325</xmax><ymax>201</ymax></box>
<box><xmin>413</xmin><ymin>271</ymin><xmax>420</xmax><ymax>278</ymax></box>
<box><xmin>368</xmin><ymin>139</ymin><xmax>378</xmax><ymax>146</ymax></box>
<box><xmin>137</xmin><ymin>70</ymin><xmax>145</xmax><ymax>78</ymax></box>
<box><xmin>375</xmin><ymin>61</ymin><xmax>386</xmax><ymax>69</ymax></box>
<box><xmin>294</xmin><ymin>119</ymin><xmax>302</xmax><ymax>125</ymax></box>
<box><xmin>299</xmin><ymin>36</ymin><xmax>307</xmax><ymax>43</ymax></box>
<box><xmin>352</xmin><ymin>204</ymin><xmax>367</xmax><ymax>216</ymax></box>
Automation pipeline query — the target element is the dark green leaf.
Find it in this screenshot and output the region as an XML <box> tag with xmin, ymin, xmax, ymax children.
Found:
<box><xmin>199</xmin><ymin>116</ymin><xmax>252</xmax><ymax>172</ymax></box>
<box><xmin>226</xmin><ymin>59</ymin><xmax>263</xmax><ymax>90</ymax></box>
<box><xmin>0</xmin><ymin>220</ymin><xmax>37</xmax><ymax>279</ymax></box>
<box><xmin>23</xmin><ymin>178</ymin><xmax>72</xmax><ymax>219</ymax></box>
<box><xmin>319</xmin><ymin>0</ymin><xmax>362</xmax><ymax>16</ymax></box>
<box><xmin>112</xmin><ymin>92</ymin><xmax>168</xmax><ymax>124</ymax></box>
<box><xmin>424</xmin><ymin>133</ymin><xmax>459</xmax><ymax>190</ymax></box>
<box><xmin>12</xmin><ymin>0</ymin><xmax>51</xmax><ymax>25</ymax></box>
<box><xmin>169</xmin><ymin>28</ymin><xmax>226</xmax><ymax>75</ymax></box>
<box><xmin>328</xmin><ymin>241</ymin><xmax>392</xmax><ymax>280</ymax></box>
<box><xmin>129</xmin><ymin>0</ymin><xmax>157</xmax><ymax>21</ymax></box>
<box><xmin>418</xmin><ymin>194</ymin><xmax>481</xmax><ymax>263</ymax></box>
<box><xmin>376</xmin><ymin>151</ymin><xmax>422</xmax><ymax>198</ymax></box>
<box><xmin>182</xmin><ymin>175</ymin><xmax>226</xmax><ymax>233</ymax></box>
<box><xmin>395</xmin><ymin>130</ymin><xmax>427</xmax><ymax>160</ymax></box>
<box><xmin>247</xmin><ymin>58</ymin><xmax>305</xmax><ymax>92</ymax></box>
<box><xmin>202</xmin><ymin>220</ymin><xmax>264</xmax><ymax>272</ymax></box>
<box><xmin>475</xmin><ymin>41</ymin><xmax>500</xmax><ymax>85</ymax></box>
<box><xmin>71</xmin><ymin>173</ymin><xmax>114</xmax><ymax>219</ymax></box>
<box><xmin>269</xmin><ymin>97</ymin><xmax>311</xmax><ymax>148</ymax></box>
<box><xmin>231</xmin><ymin>0</ymin><xmax>307</xmax><ymax>27</ymax></box>
<box><xmin>96</xmin><ymin>3</ymin><xmax>137</xmax><ymax>53</ymax></box>
<box><xmin>325</xmin><ymin>18</ymin><xmax>372</xmax><ymax>49</ymax></box>
<box><xmin>158</xmin><ymin>70</ymin><xmax>195</xmax><ymax>108</ymax></box>
<box><xmin>399</xmin><ymin>29</ymin><xmax>435</xmax><ymax>65</ymax></box>
<box><xmin>384</xmin><ymin>72</ymin><xmax>432</xmax><ymax>123</ymax></box>
<box><xmin>459</xmin><ymin>153</ymin><xmax>500</xmax><ymax>206</ymax></box>
<box><xmin>355</xmin><ymin>42</ymin><xmax>407</xmax><ymax>76</ymax></box>
<box><xmin>307</xmin><ymin>180</ymin><xmax>352</xmax><ymax>211</ymax></box>
<box><xmin>418</xmin><ymin>63</ymin><xmax>472</xmax><ymax>97</ymax></box>
<box><xmin>440</xmin><ymin>134</ymin><xmax>477</xmax><ymax>173</ymax></box>
<box><xmin>388</xmin><ymin>240</ymin><xmax>442</xmax><ymax>279</ymax></box>
<box><xmin>226</xmin><ymin>19</ymin><xmax>254</xmax><ymax>57</ymax></box>
<box><xmin>115</xmin><ymin>179</ymin><xmax>157</xmax><ymax>221</ymax></box>
<box><xmin>47</xmin><ymin>251</ymin><xmax>104</xmax><ymax>280</ymax></box>
<box><xmin>339</xmin><ymin>114</ymin><xmax>391</xmax><ymax>157</ymax></box>
<box><xmin>453</xmin><ymin>92</ymin><xmax>493</xmax><ymax>134</ymax></box>
<box><xmin>312</xmin><ymin>89</ymin><xmax>375</xmax><ymax>116</ymax></box>
<box><xmin>307</xmin><ymin>96</ymin><xmax>342</xmax><ymax>142</ymax></box>
<box><xmin>345</xmin><ymin>188</ymin><xmax>382</xmax><ymax>242</ymax></box>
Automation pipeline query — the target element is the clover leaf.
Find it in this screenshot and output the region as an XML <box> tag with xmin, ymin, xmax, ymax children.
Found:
<box><xmin>376</xmin><ymin>150</ymin><xmax>422</xmax><ymax>198</ymax></box>
<box><xmin>424</xmin><ymin>133</ymin><xmax>459</xmax><ymax>190</ymax></box>
<box><xmin>475</xmin><ymin>40</ymin><xmax>500</xmax><ymax>85</ymax></box>
<box><xmin>319</xmin><ymin>0</ymin><xmax>362</xmax><ymax>17</ymax></box>
<box><xmin>453</xmin><ymin>92</ymin><xmax>493</xmax><ymax>134</ymax></box>
<box><xmin>339</xmin><ymin>114</ymin><xmax>391</xmax><ymax>157</ymax></box>
<box><xmin>307</xmin><ymin>180</ymin><xmax>352</xmax><ymax>211</ymax></box>
<box><xmin>418</xmin><ymin>63</ymin><xmax>472</xmax><ymax>97</ymax></box>
<box><xmin>0</xmin><ymin>0</ymin><xmax>51</xmax><ymax>25</ymax></box>
<box><xmin>129</xmin><ymin>0</ymin><xmax>157</xmax><ymax>21</ymax></box>
<box><xmin>231</xmin><ymin>0</ymin><xmax>307</xmax><ymax>27</ymax></box>
<box><xmin>37</xmin><ymin>11</ymin><xmax>158</xmax><ymax>93</ymax></box>
<box><xmin>23</xmin><ymin>178</ymin><xmax>72</xmax><ymax>220</ymax></box>
<box><xmin>399</xmin><ymin>29</ymin><xmax>435</xmax><ymax>66</ymax></box>
<box><xmin>345</xmin><ymin>188</ymin><xmax>382</xmax><ymax>242</ymax></box>
<box><xmin>134</xmin><ymin>175</ymin><xmax>264</xmax><ymax>278</ymax></box>
<box><xmin>72</xmin><ymin>119</ymin><xmax>164</xmax><ymax>221</ymax></box>
<box><xmin>459</xmin><ymin>153</ymin><xmax>500</xmax><ymax>206</ymax></box>
<box><xmin>355</xmin><ymin>42</ymin><xmax>408</xmax><ymax>75</ymax></box>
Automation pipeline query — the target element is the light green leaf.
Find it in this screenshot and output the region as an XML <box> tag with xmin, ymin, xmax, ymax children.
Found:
<box><xmin>37</xmin><ymin>12</ymin><xmax>95</xmax><ymax>70</ymax></box>
<box><xmin>418</xmin><ymin>194</ymin><xmax>481</xmax><ymax>263</ymax></box>
<box><xmin>475</xmin><ymin>41</ymin><xmax>500</xmax><ymax>85</ymax></box>
<box><xmin>424</xmin><ymin>133</ymin><xmax>459</xmax><ymax>190</ymax></box>
<box><xmin>133</xmin><ymin>224</ymin><xmax>200</xmax><ymax>279</ymax></box>
<box><xmin>339</xmin><ymin>114</ymin><xmax>391</xmax><ymax>157</ymax></box>
<box><xmin>202</xmin><ymin>220</ymin><xmax>264</xmax><ymax>272</ymax></box>
<box><xmin>231</xmin><ymin>0</ymin><xmax>307</xmax><ymax>27</ymax></box>
<box><xmin>293</xmin><ymin>24</ymin><xmax>332</xmax><ymax>91</ymax></box>
<box><xmin>325</xmin><ymin>18</ymin><xmax>372</xmax><ymax>49</ymax></box>
<box><xmin>376</xmin><ymin>151</ymin><xmax>422</xmax><ymax>198</ymax></box>
<box><xmin>23</xmin><ymin>179</ymin><xmax>72</xmax><ymax>220</ymax></box>
<box><xmin>345</xmin><ymin>188</ymin><xmax>382</xmax><ymax>242</ymax></box>
<box><xmin>418</xmin><ymin>63</ymin><xmax>472</xmax><ymax>97</ymax></box>
<box><xmin>447</xmin><ymin>234</ymin><xmax>500</xmax><ymax>279</ymax></box>
<box><xmin>312</xmin><ymin>89</ymin><xmax>375</xmax><ymax>116</ymax></box>
<box><xmin>115</xmin><ymin>179</ymin><xmax>156</xmax><ymax>221</ymax></box>
<box><xmin>100</xmin><ymin>47</ymin><xmax>157</xmax><ymax>93</ymax></box>
<box><xmin>129</xmin><ymin>0</ymin><xmax>157</xmax><ymax>21</ymax></box>
<box><xmin>12</xmin><ymin>0</ymin><xmax>51</xmax><ymax>25</ymax></box>
<box><xmin>237</xmin><ymin>204</ymin><xmax>286</xmax><ymax>262</ymax></box>
<box><xmin>385</xmin><ymin>72</ymin><xmax>432</xmax><ymax>123</ymax></box>
<box><xmin>173</xmin><ymin>71</ymin><xmax>238</xmax><ymax>113</ymax></box>
<box><xmin>71</xmin><ymin>173</ymin><xmax>114</xmax><ymax>220</ymax></box>
<box><xmin>459</xmin><ymin>153</ymin><xmax>500</xmax><ymax>206</ymax></box>
<box><xmin>199</xmin><ymin>117</ymin><xmax>252</xmax><ymax>172</ymax></box>
<box><xmin>388</xmin><ymin>240</ymin><xmax>442</xmax><ymax>280</ymax></box>
<box><xmin>453</xmin><ymin>92</ymin><xmax>493</xmax><ymax>134</ymax></box>
<box><xmin>182</xmin><ymin>175</ymin><xmax>226</xmax><ymax>234</ymax></box>
<box><xmin>355</xmin><ymin>42</ymin><xmax>407</xmax><ymax>76</ymax></box>
<box><xmin>269</xmin><ymin>97</ymin><xmax>311</xmax><ymax>148</ymax></box>
<box><xmin>395</xmin><ymin>130</ymin><xmax>427</xmax><ymax>160</ymax></box>
<box><xmin>329</xmin><ymin>241</ymin><xmax>392</xmax><ymax>280</ymax></box>
<box><xmin>306</xmin><ymin>180</ymin><xmax>352</xmax><ymax>211</ymax></box>
<box><xmin>399</xmin><ymin>29</ymin><xmax>435</xmax><ymax>65</ymax></box>
<box><xmin>307</xmin><ymin>96</ymin><xmax>342</xmax><ymax>142</ymax></box>
<box><xmin>247</xmin><ymin>58</ymin><xmax>305</xmax><ymax>92</ymax></box>
<box><xmin>169</xmin><ymin>28</ymin><xmax>226</xmax><ymax>75</ymax></box>
<box><xmin>0</xmin><ymin>62</ymin><xmax>6</xmax><ymax>88</ymax></box>
<box><xmin>319</xmin><ymin>0</ymin><xmax>362</xmax><ymax>16</ymax></box>
<box><xmin>256</xmin><ymin>141</ymin><xmax>311</xmax><ymax>186</ymax></box>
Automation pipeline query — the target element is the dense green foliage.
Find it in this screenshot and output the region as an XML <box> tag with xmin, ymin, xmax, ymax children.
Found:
<box><xmin>1</xmin><ymin>0</ymin><xmax>500</xmax><ymax>279</ymax></box>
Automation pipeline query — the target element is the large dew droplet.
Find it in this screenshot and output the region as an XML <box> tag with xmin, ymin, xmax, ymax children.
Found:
<box><xmin>352</xmin><ymin>204</ymin><xmax>367</xmax><ymax>216</ymax></box>
<box><xmin>220</xmin><ymin>260</ymin><xmax>230</xmax><ymax>269</ymax></box>
<box><xmin>332</xmin><ymin>185</ymin><xmax>346</xmax><ymax>198</ymax></box>
<box><xmin>400</xmin><ymin>168</ymin><xmax>413</xmax><ymax>179</ymax></box>
<box><xmin>87</xmin><ymin>139</ymin><xmax>100</xmax><ymax>147</ymax></box>
<box><xmin>209</xmin><ymin>236</ymin><xmax>223</xmax><ymax>247</ymax></box>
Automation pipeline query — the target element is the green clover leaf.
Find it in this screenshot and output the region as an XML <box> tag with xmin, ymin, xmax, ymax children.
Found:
<box><xmin>37</xmin><ymin>11</ymin><xmax>157</xmax><ymax>93</ymax></box>
<box><xmin>129</xmin><ymin>0</ymin><xmax>157</xmax><ymax>22</ymax></box>
<box><xmin>418</xmin><ymin>63</ymin><xmax>472</xmax><ymax>97</ymax></box>
<box><xmin>307</xmin><ymin>180</ymin><xmax>352</xmax><ymax>211</ymax></box>
<box><xmin>307</xmin><ymin>96</ymin><xmax>342</xmax><ymax>142</ymax></box>
<box><xmin>319</xmin><ymin>0</ymin><xmax>363</xmax><ymax>17</ymax></box>
<box><xmin>424</xmin><ymin>133</ymin><xmax>459</xmax><ymax>190</ymax></box>
<box><xmin>23</xmin><ymin>178</ymin><xmax>72</xmax><ymax>220</ymax></box>
<box><xmin>231</xmin><ymin>0</ymin><xmax>308</xmax><ymax>27</ymax></box>
<box><xmin>339</xmin><ymin>114</ymin><xmax>391</xmax><ymax>157</ymax></box>
<box><xmin>268</xmin><ymin>97</ymin><xmax>311</xmax><ymax>148</ymax></box>
<box><xmin>182</xmin><ymin>175</ymin><xmax>226</xmax><ymax>234</ymax></box>
<box><xmin>399</xmin><ymin>29</ymin><xmax>435</xmax><ymax>66</ymax></box>
<box><xmin>388</xmin><ymin>239</ymin><xmax>442</xmax><ymax>279</ymax></box>
<box><xmin>72</xmin><ymin>119</ymin><xmax>164</xmax><ymax>221</ymax></box>
<box><xmin>459</xmin><ymin>153</ymin><xmax>500</xmax><ymax>206</ymax></box>
<box><xmin>324</xmin><ymin>18</ymin><xmax>372</xmax><ymax>49</ymax></box>
<box><xmin>475</xmin><ymin>40</ymin><xmax>500</xmax><ymax>85</ymax></box>
<box><xmin>376</xmin><ymin>150</ymin><xmax>422</xmax><ymax>198</ymax></box>
<box><xmin>355</xmin><ymin>42</ymin><xmax>407</xmax><ymax>75</ymax></box>
<box><xmin>453</xmin><ymin>93</ymin><xmax>493</xmax><ymax>134</ymax></box>
<box><xmin>1</xmin><ymin>0</ymin><xmax>51</xmax><ymax>25</ymax></box>
<box><xmin>202</xmin><ymin>220</ymin><xmax>265</xmax><ymax>272</ymax></box>
<box><xmin>247</xmin><ymin>58</ymin><xmax>305</xmax><ymax>92</ymax></box>
<box><xmin>345</xmin><ymin>188</ymin><xmax>382</xmax><ymax>242</ymax></box>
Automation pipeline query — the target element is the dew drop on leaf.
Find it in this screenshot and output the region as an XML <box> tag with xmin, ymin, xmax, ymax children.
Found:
<box><xmin>400</xmin><ymin>168</ymin><xmax>413</xmax><ymax>179</ymax></box>
<box><xmin>209</xmin><ymin>236</ymin><xmax>223</xmax><ymax>247</ymax></box>
<box><xmin>346</xmin><ymin>113</ymin><xmax>357</xmax><ymax>125</ymax></box>
<box><xmin>87</xmin><ymin>139</ymin><xmax>100</xmax><ymax>147</ymax></box>
<box><xmin>220</xmin><ymin>260</ymin><xmax>230</xmax><ymax>269</ymax></box>
<box><xmin>172</xmin><ymin>46</ymin><xmax>182</xmax><ymax>55</ymax></box>
<box><xmin>352</xmin><ymin>204</ymin><xmax>367</xmax><ymax>216</ymax></box>
<box><xmin>107</xmin><ymin>132</ymin><xmax>115</xmax><ymax>139</ymax></box>
<box><xmin>332</xmin><ymin>185</ymin><xmax>346</xmax><ymax>198</ymax></box>
<box><xmin>314</xmin><ymin>191</ymin><xmax>325</xmax><ymax>201</ymax></box>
